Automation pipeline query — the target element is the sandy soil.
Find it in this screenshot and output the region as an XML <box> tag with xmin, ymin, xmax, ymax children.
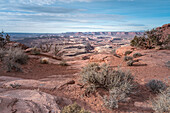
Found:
<box><xmin>0</xmin><ymin>58</ymin><xmax>78</xmax><ymax>80</ymax></box>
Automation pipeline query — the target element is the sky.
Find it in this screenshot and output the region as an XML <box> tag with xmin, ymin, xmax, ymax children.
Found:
<box><xmin>0</xmin><ymin>0</ymin><xmax>170</xmax><ymax>33</ymax></box>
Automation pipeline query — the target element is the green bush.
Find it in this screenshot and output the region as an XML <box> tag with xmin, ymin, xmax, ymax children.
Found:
<box><xmin>61</xmin><ymin>103</ymin><xmax>90</xmax><ymax>113</ymax></box>
<box><xmin>146</xmin><ymin>79</ymin><xmax>167</xmax><ymax>93</ymax></box>
<box><xmin>133</xmin><ymin>53</ymin><xmax>142</xmax><ymax>58</ymax></box>
<box><xmin>124</xmin><ymin>56</ymin><xmax>133</xmax><ymax>61</ymax></box>
<box><xmin>151</xmin><ymin>87</ymin><xmax>170</xmax><ymax>112</ymax></box>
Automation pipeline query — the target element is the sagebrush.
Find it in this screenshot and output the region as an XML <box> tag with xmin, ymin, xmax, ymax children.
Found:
<box><xmin>103</xmin><ymin>86</ymin><xmax>132</xmax><ymax>109</ymax></box>
<box><xmin>81</xmin><ymin>63</ymin><xmax>135</xmax><ymax>109</ymax></box>
<box><xmin>127</xmin><ymin>60</ymin><xmax>134</xmax><ymax>66</ymax></box>
<box><xmin>125</xmin><ymin>51</ymin><xmax>132</xmax><ymax>56</ymax></box>
<box><xmin>2</xmin><ymin>47</ymin><xmax>28</xmax><ymax>72</ymax></box>
<box><xmin>133</xmin><ymin>53</ymin><xmax>142</xmax><ymax>58</ymax></box>
<box><xmin>81</xmin><ymin>63</ymin><xmax>134</xmax><ymax>90</ymax></box>
<box><xmin>151</xmin><ymin>87</ymin><xmax>170</xmax><ymax>113</ymax></box>
<box><xmin>124</xmin><ymin>56</ymin><xmax>133</xmax><ymax>61</ymax></box>
<box><xmin>147</xmin><ymin>79</ymin><xmax>166</xmax><ymax>93</ymax></box>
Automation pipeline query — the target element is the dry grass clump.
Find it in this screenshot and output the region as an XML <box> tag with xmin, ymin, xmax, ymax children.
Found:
<box><xmin>61</xmin><ymin>103</ymin><xmax>90</xmax><ymax>113</ymax></box>
<box><xmin>81</xmin><ymin>63</ymin><xmax>135</xmax><ymax>109</ymax></box>
<box><xmin>60</xmin><ymin>60</ymin><xmax>69</xmax><ymax>66</ymax></box>
<box><xmin>2</xmin><ymin>47</ymin><xmax>28</xmax><ymax>72</ymax></box>
<box><xmin>7</xmin><ymin>47</ymin><xmax>28</xmax><ymax>65</ymax></box>
<box><xmin>124</xmin><ymin>56</ymin><xmax>133</xmax><ymax>61</ymax></box>
<box><xmin>133</xmin><ymin>53</ymin><xmax>142</xmax><ymax>58</ymax></box>
<box><xmin>40</xmin><ymin>57</ymin><xmax>49</xmax><ymax>64</ymax></box>
<box><xmin>0</xmin><ymin>48</ymin><xmax>6</xmax><ymax>61</ymax></box>
<box><xmin>146</xmin><ymin>79</ymin><xmax>167</xmax><ymax>93</ymax></box>
<box><xmin>151</xmin><ymin>87</ymin><xmax>170</xmax><ymax>113</ymax></box>
<box><xmin>31</xmin><ymin>47</ymin><xmax>40</xmax><ymax>55</ymax></box>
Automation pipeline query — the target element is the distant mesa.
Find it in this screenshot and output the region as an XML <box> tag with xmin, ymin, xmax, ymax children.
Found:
<box><xmin>67</xmin><ymin>32</ymin><xmax>143</xmax><ymax>36</ymax></box>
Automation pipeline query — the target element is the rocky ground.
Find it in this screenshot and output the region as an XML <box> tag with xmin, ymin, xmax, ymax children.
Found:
<box><xmin>0</xmin><ymin>45</ymin><xmax>170</xmax><ymax>113</ymax></box>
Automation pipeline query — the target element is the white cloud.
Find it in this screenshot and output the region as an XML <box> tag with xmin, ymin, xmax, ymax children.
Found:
<box><xmin>10</xmin><ymin>0</ymin><xmax>108</xmax><ymax>5</ymax></box>
<box><xmin>18</xmin><ymin>0</ymin><xmax>56</xmax><ymax>5</ymax></box>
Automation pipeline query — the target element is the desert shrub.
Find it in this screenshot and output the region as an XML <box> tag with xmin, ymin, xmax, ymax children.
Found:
<box><xmin>40</xmin><ymin>57</ymin><xmax>49</xmax><ymax>64</ymax></box>
<box><xmin>61</xmin><ymin>103</ymin><xmax>90</xmax><ymax>113</ymax></box>
<box><xmin>83</xmin><ymin>84</ymin><xmax>96</xmax><ymax>96</ymax></box>
<box><xmin>85</xmin><ymin>42</ymin><xmax>94</xmax><ymax>52</ymax></box>
<box><xmin>3</xmin><ymin>58</ymin><xmax>21</xmax><ymax>72</ymax></box>
<box><xmin>125</xmin><ymin>51</ymin><xmax>132</xmax><ymax>56</ymax></box>
<box><xmin>151</xmin><ymin>87</ymin><xmax>170</xmax><ymax>113</ymax></box>
<box><xmin>81</xmin><ymin>63</ymin><xmax>135</xmax><ymax>109</ymax></box>
<box><xmin>31</xmin><ymin>47</ymin><xmax>40</xmax><ymax>55</ymax></box>
<box><xmin>53</xmin><ymin>44</ymin><xmax>62</xmax><ymax>56</ymax></box>
<box><xmin>0</xmin><ymin>48</ymin><xmax>6</xmax><ymax>61</ymax></box>
<box><xmin>163</xmin><ymin>44</ymin><xmax>170</xmax><ymax>50</ymax></box>
<box><xmin>133</xmin><ymin>53</ymin><xmax>142</xmax><ymax>58</ymax></box>
<box><xmin>111</xmin><ymin>49</ymin><xmax>121</xmax><ymax>58</ymax></box>
<box><xmin>2</xmin><ymin>47</ymin><xmax>28</xmax><ymax>72</ymax></box>
<box><xmin>82</xmin><ymin>56</ymin><xmax>89</xmax><ymax>60</ymax></box>
<box><xmin>165</xmin><ymin>61</ymin><xmax>170</xmax><ymax>68</ymax></box>
<box><xmin>6</xmin><ymin>47</ymin><xmax>28</xmax><ymax>65</ymax></box>
<box><xmin>124</xmin><ymin>56</ymin><xmax>133</xmax><ymax>61</ymax></box>
<box><xmin>103</xmin><ymin>85</ymin><xmax>132</xmax><ymax>109</ymax></box>
<box><xmin>147</xmin><ymin>79</ymin><xmax>167</xmax><ymax>93</ymax></box>
<box><xmin>131</xmin><ymin>28</ymin><xmax>170</xmax><ymax>49</ymax></box>
<box><xmin>60</xmin><ymin>60</ymin><xmax>69</xmax><ymax>66</ymax></box>
<box><xmin>103</xmin><ymin>94</ymin><xmax>119</xmax><ymax>109</ymax></box>
<box><xmin>0</xmin><ymin>32</ymin><xmax>7</xmax><ymax>48</ymax></box>
<box><xmin>40</xmin><ymin>44</ymin><xmax>52</xmax><ymax>53</ymax></box>
<box><xmin>127</xmin><ymin>60</ymin><xmax>134</xmax><ymax>66</ymax></box>
<box><xmin>81</xmin><ymin>63</ymin><xmax>134</xmax><ymax>90</ymax></box>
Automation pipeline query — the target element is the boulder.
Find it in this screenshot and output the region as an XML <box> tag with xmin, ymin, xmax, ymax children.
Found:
<box><xmin>90</xmin><ymin>54</ymin><xmax>113</xmax><ymax>63</ymax></box>
<box><xmin>24</xmin><ymin>48</ymin><xmax>33</xmax><ymax>53</ymax></box>
<box><xmin>0</xmin><ymin>90</ymin><xmax>72</xmax><ymax>113</ymax></box>
<box><xmin>116</xmin><ymin>46</ymin><xmax>135</xmax><ymax>56</ymax></box>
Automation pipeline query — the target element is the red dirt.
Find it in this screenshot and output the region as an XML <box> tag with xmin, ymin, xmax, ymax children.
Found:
<box><xmin>0</xmin><ymin>48</ymin><xmax>169</xmax><ymax>113</ymax></box>
<box><xmin>0</xmin><ymin>58</ymin><xmax>78</xmax><ymax>80</ymax></box>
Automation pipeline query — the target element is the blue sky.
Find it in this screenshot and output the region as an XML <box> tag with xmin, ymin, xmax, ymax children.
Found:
<box><xmin>0</xmin><ymin>0</ymin><xmax>170</xmax><ymax>33</ymax></box>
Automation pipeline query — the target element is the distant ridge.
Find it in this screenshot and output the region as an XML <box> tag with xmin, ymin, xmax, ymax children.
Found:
<box><xmin>62</xmin><ymin>32</ymin><xmax>143</xmax><ymax>36</ymax></box>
